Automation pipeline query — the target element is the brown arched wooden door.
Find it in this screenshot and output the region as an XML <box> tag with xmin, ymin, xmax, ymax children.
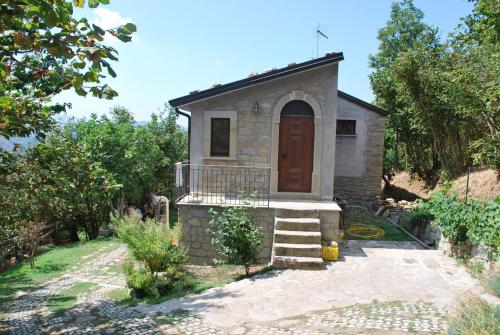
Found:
<box><xmin>278</xmin><ymin>100</ymin><xmax>314</xmax><ymax>192</ymax></box>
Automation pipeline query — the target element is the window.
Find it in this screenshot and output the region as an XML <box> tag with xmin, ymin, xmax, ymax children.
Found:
<box><xmin>210</xmin><ymin>118</ymin><xmax>230</xmax><ymax>156</ymax></box>
<box><xmin>336</xmin><ymin>120</ymin><xmax>356</xmax><ymax>135</ymax></box>
<box><xmin>204</xmin><ymin>111</ymin><xmax>237</xmax><ymax>159</ymax></box>
<box><xmin>281</xmin><ymin>100</ymin><xmax>314</xmax><ymax>117</ymax></box>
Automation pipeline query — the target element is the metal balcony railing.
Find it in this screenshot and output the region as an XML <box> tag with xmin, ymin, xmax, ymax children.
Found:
<box><xmin>173</xmin><ymin>163</ymin><xmax>271</xmax><ymax>207</ymax></box>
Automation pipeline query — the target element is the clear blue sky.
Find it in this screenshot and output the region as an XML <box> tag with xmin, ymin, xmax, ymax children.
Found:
<box><xmin>55</xmin><ymin>0</ymin><xmax>474</xmax><ymax>123</ymax></box>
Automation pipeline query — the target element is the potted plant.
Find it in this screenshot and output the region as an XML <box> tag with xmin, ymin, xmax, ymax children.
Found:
<box><xmin>56</xmin><ymin>230</ymin><xmax>71</xmax><ymax>245</ymax></box>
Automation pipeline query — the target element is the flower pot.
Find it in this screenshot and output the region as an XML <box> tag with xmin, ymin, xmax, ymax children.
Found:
<box><xmin>131</xmin><ymin>288</ymin><xmax>146</xmax><ymax>299</ymax></box>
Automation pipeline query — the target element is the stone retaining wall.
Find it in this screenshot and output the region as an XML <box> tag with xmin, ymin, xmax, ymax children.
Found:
<box><xmin>178</xmin><ymin>204</ymin><xmax>340</xmax><ymax>265</ymax></box>
<box><xmin>178</xmin><ymin>204</ymin><xmax>274</xmax><ymax>265</ymax></box>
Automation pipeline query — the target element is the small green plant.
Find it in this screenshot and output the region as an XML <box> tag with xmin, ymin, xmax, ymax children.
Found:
<box><xmin>467</xmin><ymin>260</ymin><xmax>485</xmax><ymax>278</ymax></box>
<box><xmin>486</xmin><ymin>271</ymin><xmax>500</xmax><ymax>297</ymax></box>
<box><xmin>115</xmin><ymin>216</ymin><xmax>187</xmax><ymax>276</ymax></box>
<box><xmin>415</xmin><ymin>192</ymin><xmax>500</xmax><ymax>258</ymax></box>
<box><xmin>115</xmin><ymin>216</ymin><xmax>187</xmax><ymax>298</ymax></box>
<box><xmin>448</xmin><ymin>293</ymin><xmax>500</xmax><ymax>335</ymax></box>
<box><xmin>209</xmin><ymin>197</ymin><xmax>264</xmax><ymax>276</ymax></box>
<box><xmin>124</xmin><ymin>266</ymin><xmax>154</xmax><ymax>290</ymax></box>
<box><xmin>409</xmin><ymin>207</ymin><xmax>433</xmax><ymax>227</ymax></box>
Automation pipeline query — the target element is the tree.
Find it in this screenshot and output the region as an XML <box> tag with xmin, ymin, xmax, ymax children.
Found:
<box><xmin>0</xmin><ymin>0</ymin><xmax>136</xmax><ymax>138</ymax></box>
<box><xmin>0</xmin><ymin>128</ymin><xmax>121</xmax><ymax>243</ymax></box>
<box><xmin>74</xmin><ymin>105</ymin><xmax>186</xmax><ymax>209</ymax></box>
<box><xmin>17</xmin><ymin>220</ymin><xmax>46</xmax><ymax>268</ymax></box>
<box><xmin>369</xmin><ymin>0</ymin><xmax>499</xmax><ymax>181</ymax></box>
<box><xmin>450</xmin><ymin>0</ymin><xmax>499</xmax><ymax>171</ymax></box>
<box><xmin>369</xmin><ymin>0</ymin><xmax>442</xmax><ymax>181</ymax></box>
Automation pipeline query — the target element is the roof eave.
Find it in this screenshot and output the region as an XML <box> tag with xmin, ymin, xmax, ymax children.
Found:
<box><xmin>169</xmin><ymin>52</ymin><xmax>344</xmax><ymax>108</ymax></box>
<box><xmin>338</xmin><ymin>90</ymin><xmax>387</xmax><ymax>117</ymax></box>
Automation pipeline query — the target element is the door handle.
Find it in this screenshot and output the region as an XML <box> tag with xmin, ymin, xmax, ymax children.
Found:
<box><xmin>281</xmin><ymin>153</ymin><xmax>287</xmax><ymax>159</ymax></box>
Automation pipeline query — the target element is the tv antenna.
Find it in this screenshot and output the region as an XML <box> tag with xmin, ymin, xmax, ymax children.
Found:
<box><xmin>316</xmin><ymin>22</ymin><xmax>328</xmax><ymax>58</ymax></box>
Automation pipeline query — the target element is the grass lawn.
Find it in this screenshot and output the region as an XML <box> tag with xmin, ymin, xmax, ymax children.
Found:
<box><xmin>108</xmin><ymin>264</ymin><xmax>271</xmax><ymax>306</ymax></box>
<box><xmin>0</xmin><ymin>237</ymin><xmax>120</xmax><ymax>303</ymax></box>
<box><xmin>47</xmin><ymin>282</ymin><xmax>96</xmax><ymax>314</ymax></box>
<box><xmin>344</xmin><ymin>212</ymin><xmax>414</xmax><ymax>241</ymax></box>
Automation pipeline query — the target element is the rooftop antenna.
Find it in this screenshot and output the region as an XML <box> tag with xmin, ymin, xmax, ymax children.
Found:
<box><xmin>316</xmin><ymin>21</ymin><xmax>328</xmax><ymax>58</ymax></box>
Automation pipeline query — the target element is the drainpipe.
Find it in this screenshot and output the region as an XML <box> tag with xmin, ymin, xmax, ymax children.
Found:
<box><xmin>175</xmin><ymin>108</ymin><xmax>191</xmax><ymax>163</ymax></box>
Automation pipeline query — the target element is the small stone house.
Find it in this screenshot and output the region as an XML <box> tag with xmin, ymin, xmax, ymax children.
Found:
<box><xmin>169</xmin><ymin>52</ymin><xmax>386</xmax><ymax>269</ymax></box>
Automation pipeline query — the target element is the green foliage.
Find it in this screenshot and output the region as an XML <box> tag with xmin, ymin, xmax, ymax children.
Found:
<box><xmin>74</xmin><ymin>105</ymin><xmax>186</xmax><ymax>205</ymax></box>
<box><xmin>208</xmin><ymin>200</ymin><xmax>264</xmax><ymax>276</ymax></box>
<box><xmin>0</xmin><ymin>105</ymin><xmax>186</xmax><ymax>252</ymax></box>
<box><xmin>370</xmin><ymin>0</ymin><xmax>499</xmax><ymax>181</ymax></box>
<box><xmin>448</xmin><ymin>293</ymin><xmax>500</xmax><ymax>335</ymax></box>
<box><xmin>0</xmin><ymin>128</ymin><xmax>120</xmax><ymax>250</ymax></box>
<box><xmin>123</xmin><ymin>265</ymin><xmax>154</xmax><ymax>290</ymax></box>
<box><xmin>116</xmin><ymin>216</ymin><xmax>188</xmax><ymax>299</ymax></box>
<box><xmin>0</xmin><ymin>0</ymin><xmax>136</xmax><ymax>138</ymax></box>
<box><xmin>115</xmin><ymin>216</ymin><xmax>187</xmax><ymax>276</ymax></box>
<box><xmin>486</xmin><ymin>271</ymin><xmax>500</xmax><ymax>297</ymax></box>
<box><xmin>416</xmin><ymin>192</ymin><xmax>500</xmax><ymax>257</ymax></box>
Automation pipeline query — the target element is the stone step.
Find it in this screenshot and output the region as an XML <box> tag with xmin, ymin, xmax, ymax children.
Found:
<box><xmin>274</xmin><ymin>230</ymin><xmax>321</xmax><ymax>244</ymax></box>
<box><xmin>272</xmin><ymin>255</ymin><xmax>324</xmax><ymax>270</ymax></box>
<box><xmin>275</xmin><ymin>217</ymin><xmax>320</xmax><ymax>232</ymax></box>
<box><xmin>273</xmin><ymin>243</ymin><xmax>322</xmax><ymax>258</ymax></box>
<box><xmin>274</xmin><ymin>208</ymin><xmax>320</xmax><ymax>219</ymax></box>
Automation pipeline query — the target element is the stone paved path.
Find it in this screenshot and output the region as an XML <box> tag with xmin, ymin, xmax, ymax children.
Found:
<box><xmin>2</xmin><ymin>240</ymin><xmax>497</xmax><ymax>334</ymax></box>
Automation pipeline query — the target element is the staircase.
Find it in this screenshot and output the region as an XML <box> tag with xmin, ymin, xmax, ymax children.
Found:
<box><xmin>272</xmin><ymin>214</ymin><xmax>324</xmax><ymax>270</ymax></box>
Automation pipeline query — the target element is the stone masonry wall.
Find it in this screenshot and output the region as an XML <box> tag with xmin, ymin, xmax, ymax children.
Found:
<box><xmin>178</xmin><ymin>204</ymin><xmax>340</xmax><ymax>265</ymax></box>
<box><xmin>178</xmin><ymin>204</ymin><xmax>274</xmax><ymax>265</ymax></box>
<box><xmin>189</xmin><ymin>66</ymin><xmax>337</xmax><ymax>169</ymax></box>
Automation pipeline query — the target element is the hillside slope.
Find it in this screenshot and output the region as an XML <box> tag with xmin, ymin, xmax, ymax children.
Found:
<box><xmin>385</xmin><ymin>169</ymin><xmax>499</xmax><ymax>201</ymax></box>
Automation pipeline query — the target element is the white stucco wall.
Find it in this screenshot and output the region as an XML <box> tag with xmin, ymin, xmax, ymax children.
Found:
<box><xmin>334</xmin><ymin>96</ymin><xmax>385</xmax><ymax>206</ymax></box>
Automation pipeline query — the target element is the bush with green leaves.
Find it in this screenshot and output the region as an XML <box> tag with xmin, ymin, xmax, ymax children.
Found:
<box><xmin>123</xmin><ymin>259</ymin><xmax>154</xmax><ymax>290</ymax></box>
<box><xmin>115</xmin><ymin>216</ymin><xmax>187</xmax><ymax>276</ymax></box>
<box><xmin>208</xmin><ymin>201</ymin><xmax>264</xmax><ymax>276</ymax></box>
<box><xmin>416</xmin><ymin>192</ymin><xmax>500</xmax><ymax>258</ymax></box>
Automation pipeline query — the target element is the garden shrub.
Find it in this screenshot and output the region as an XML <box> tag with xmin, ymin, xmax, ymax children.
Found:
<box><xmin>115</xmin><ymin>216</ymin><xmax>187</xmax><ymax>276</ymax></box>
<box><xmin>209</xmin><ymin>199</ymin><xmax>264</xmax><ymax>276</ymax></box>
<box><xmin>415</xmin><ymin>192</ymin><xmax>500</xmax><ymax>259</ymax></box>
<box><xmin>448</xmin><ymin>293</ymin><xmax>500</xmax><ymax>335</ymax></box>
<box><xmin>115</xmin><ymin>216</ymin><xmax>187</xmax><ymax>298</ymax></box>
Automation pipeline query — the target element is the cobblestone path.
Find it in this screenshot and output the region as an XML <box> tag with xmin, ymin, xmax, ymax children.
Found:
<box><xmin>1</xmin><ymin>241</ymin><xmax>455</xmax><ymax>334</ymax></box>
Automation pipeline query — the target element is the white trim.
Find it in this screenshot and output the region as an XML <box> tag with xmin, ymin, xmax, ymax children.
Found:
<box><xmin>270</xmin><ymin>91</ymin><xmax>322</xmax><ymax>196</ymax></box>
<box><xmin>203</xmin><ymin>111</ymin><xmax>237</xmax><ymax>160</ymax></box>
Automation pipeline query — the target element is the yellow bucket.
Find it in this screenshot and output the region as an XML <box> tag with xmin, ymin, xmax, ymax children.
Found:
<box><xmin>322</xmin><ymin>242</ymin><xmax>339</xmax><ymax>261</ymax></box>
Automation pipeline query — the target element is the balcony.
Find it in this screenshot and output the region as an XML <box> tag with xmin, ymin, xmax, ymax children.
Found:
<box><xmin>173</xmin><ymin>163</ymin><xmax>271</xmax><ymax>207</ymax></box>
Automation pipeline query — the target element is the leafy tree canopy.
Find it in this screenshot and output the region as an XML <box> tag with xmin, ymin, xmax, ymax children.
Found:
<box><xmin>0</xmin><ymin>0</ymin><xmax>136</xmax><ymax>139</ymax></box>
